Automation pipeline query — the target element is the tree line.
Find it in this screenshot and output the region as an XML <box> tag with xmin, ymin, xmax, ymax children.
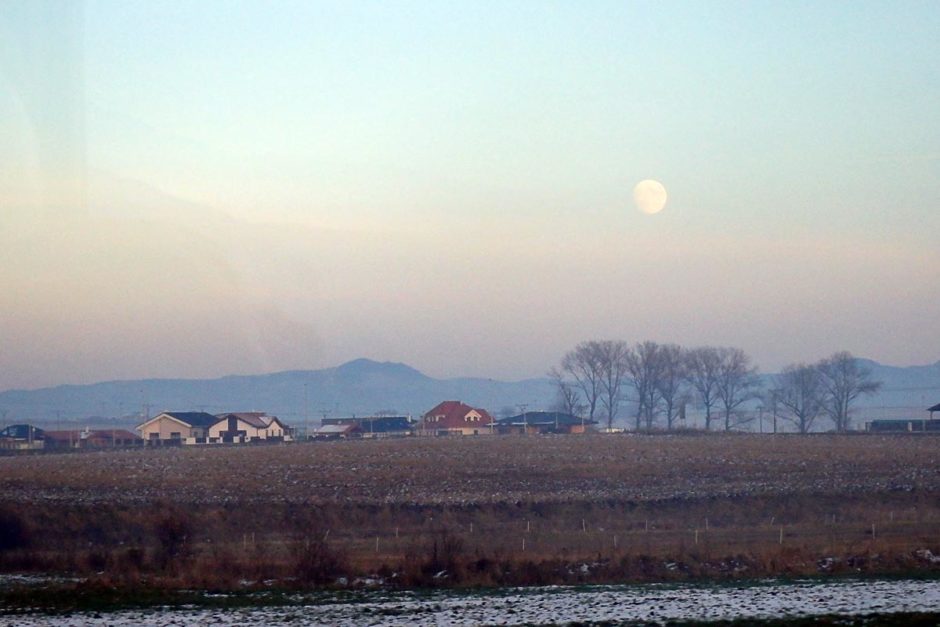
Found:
<box><xmin>550</xmin><ymin>342</ymin><xmax>881</xmax><ymax>433</ymax></box>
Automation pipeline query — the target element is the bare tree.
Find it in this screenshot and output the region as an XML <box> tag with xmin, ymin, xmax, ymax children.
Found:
<box><xmin>817</xmin><ymin>351</ymin><xmax>882</xmax><ymax>432</ymax></box>
<box><xmin>715</xmin><ymin>347</ymin><xmax>762</xmax><ymax>431</ymax></box>
<box><xmin>548</xmin><ymin>368</ymin><xmax>583</xmax><ymax>417</ymax></box>
<box><xmin>596</xmin><ymin>340</ymin><xmax>631</xmax><ymax>430</ymax></box>
<box><xmin>626</xmin><ymin>341</ymin><xmax>665</xmax><ymax>431</ymax></box>
<box><xmin>656</xmin><ymin>344</ymin><xmax>689</xmax><ymax>431</ymax></box>
<box><xmin>774</xmin><ymin>363</ymin><xmax>823</xmax><ymax>434</ymax></box>
<box><xmin>686</xmin><ymin>346</ymin><xmax>722</xmax><ymax>431</ymax></box>
<box><xmin>559</xmin><ymin>341</ymin><xmax>604</xmax><ymax>423</ymax></box>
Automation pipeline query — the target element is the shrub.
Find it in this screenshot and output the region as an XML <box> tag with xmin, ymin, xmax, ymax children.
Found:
<box><xmin>0</xmin><ymin>506</ymin><xmax>30</xmax><ymax>552</ymax></box>
<box><xmin>294</xmin><ymin>536</ymin><xmax>348</xmax><ymax>585</ymax></box>
<box><xmin>153</xmin><ymin>509</ymin><xmax>191</xmax><ymax>570</ymax></box>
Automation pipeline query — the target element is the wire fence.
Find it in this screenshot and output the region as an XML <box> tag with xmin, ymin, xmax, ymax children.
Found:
<box><xmin>288</xmin><ymin>515</ymin><xmax>940</xmax><ymax>564</ymax></box>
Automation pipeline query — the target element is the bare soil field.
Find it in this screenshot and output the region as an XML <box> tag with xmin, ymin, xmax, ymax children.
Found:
<box><xmin>1</xmin><ymin>433</ymin><xmax>939</xmax><ymax>594</ymax></box>
<box><xmin>2</xmin><ymin>433</ymin><xmax>937</xmax><ymax>505</ymax></box>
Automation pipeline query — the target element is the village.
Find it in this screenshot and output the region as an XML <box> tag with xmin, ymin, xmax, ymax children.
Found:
<box><xmin>0</xmin><ymin>400</ymin><xmax>602</xmax><ymax>452</ymax></box>
<box><xmin>1</xmin><ymin>398</ymin><xmax>938</xmax><ymax>453</ymax></box>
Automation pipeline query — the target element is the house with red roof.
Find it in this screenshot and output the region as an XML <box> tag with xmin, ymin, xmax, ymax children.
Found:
<box><xmin>418</xmin><ymin>401</ymin><xmax>495</xmax><ymax>436</ymax></box>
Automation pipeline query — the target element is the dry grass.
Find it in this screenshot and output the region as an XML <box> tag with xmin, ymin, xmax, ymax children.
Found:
<box><xmin>1</xmin><ymin>433</ymin><xmax>939</xmax><ymax>588</ymax></box>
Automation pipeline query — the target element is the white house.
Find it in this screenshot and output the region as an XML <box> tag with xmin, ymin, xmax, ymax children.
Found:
<box><xmin>137</xmin><ymin>412</ymin><xmax>219</xmax><ymax>445</ymax></box>
<box><xmin>208</xmin><ymin>412</ymin><xmax>291</xmax><ymax>443</ymax></box>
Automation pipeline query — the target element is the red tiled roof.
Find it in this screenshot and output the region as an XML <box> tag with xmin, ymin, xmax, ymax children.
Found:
<box><xmin>421</xmin><ymin>401</ymin><xmax>494</xmax><ymax>429</ymax></box>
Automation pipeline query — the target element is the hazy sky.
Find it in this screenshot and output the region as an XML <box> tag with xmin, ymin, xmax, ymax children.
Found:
<box><xmin>1</xmin><ymin>1</ymin><xmax>938</xmax><ymax>391</ymax></box>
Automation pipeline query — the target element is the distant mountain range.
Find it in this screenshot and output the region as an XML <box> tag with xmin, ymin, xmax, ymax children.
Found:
<box><xmin>1</xmin><ymin>358</ymin><xmax>937</xmax><ymax>429</ymax></box>
<box><xmin>0</xmin><ymin>359</ymin><xmax>553</xmax><ymax>427</ymax></box>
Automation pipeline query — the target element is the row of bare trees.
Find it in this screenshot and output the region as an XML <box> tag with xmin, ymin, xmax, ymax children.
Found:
<box><xmin>772</xmin><ymin>351</ymin><xmax>882</xmax><ymax>433</ymax></box>
<box><xmin>551</xmin><ymin>342</ymin><xmax>881</xmax><ymax>433</ymax></box>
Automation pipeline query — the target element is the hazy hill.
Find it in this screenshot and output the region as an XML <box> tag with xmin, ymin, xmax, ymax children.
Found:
<box><xmin>0</xmin><ymin>358</ymin><xmax>936</xmax><ymax>429</ymax></box>
<box><xmin>0</xmin><ymin>358</ymin><xmax>554</xmax><ymax>427</ymax></box>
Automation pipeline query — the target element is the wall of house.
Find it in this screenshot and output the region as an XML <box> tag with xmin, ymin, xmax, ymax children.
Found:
<box><xmin>207</xmin><ymin>419</ymin><xmax>287</xmax><ymax>441</ymax></box>
<box><xmin>435</xmin><ymin>426</ymin><xmax>493</xmax><ymax>436</ymax></box>
<box><xmin>140</xmin><ymin>416</ymin><xmax>194</xmax><ymax>441</ymax></box>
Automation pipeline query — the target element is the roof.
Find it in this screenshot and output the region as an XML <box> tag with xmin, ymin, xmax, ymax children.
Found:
<box><xmin>323</xmin><ymin>416</ymin><xmax>413</xmax><ymax>432</ymax></box>
<box><xmin>421</xmin><ymin>401</ymin><xmax>494</xmax><ymax>429</ymax></box>
<box><xmin>216</xmin><ymin>412</ymin><xmax>281</xmax><ymax>429</ymax></box>
<box><xmin>496</xmin><ymin>411</ymin><xmax>593</xmax><ymax>427</ymax></box>
<box><xmin>314</xmin><ymin>424</ymin><xmax>361</xmax><ymax>435</ymax></box>
<box><xmin>929</xmin><ymin>403</ymin><xmax>940</xmax><ymax>412</ymax></box>
<box><xmin>157</xmin><ymin>411</ymin><xmax>219</xmax><ymax>428</ymax></box>
<box><xmin>0</xmin><ymin>424</ymin><xmax>44</xmax><ymax>439</ymax></box>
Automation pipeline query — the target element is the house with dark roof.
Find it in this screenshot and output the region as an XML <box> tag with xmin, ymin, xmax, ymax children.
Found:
<box><xmin>208</xmin><ymin>412</ymin><xmax>291</xmax><ymax>443</ymax></box>
<box><xmin>494</xmin><ymin>411</ymin><xmax>595</xmax><ymax>435</ymax></box>
<box><xmin>322</xmin><ymin>415</ymin><xmax>414</xmax><ymax>438</ymax></box>
<box><xmin>137</xmin><ymin>411</ymin><xmax>219</xmax><ymax>445</ymax></box>
<box><xmin>865</xmin><ymin>403</ymin><xmax>940</xmax><ymax>433</ymax></box>
<box><xmin>0</xmin><ymin>424</ymin><xmax>44</xmax><ymax>451</ymax></box>
<box><xmin>311</xmin><ymin>422</ymin><xmax>363</xmax><ymax>439</ymax></box>
<box><xmin>418</xmin><ymin>401</ymin><xmax>494</xmax><ymax>436</ymax></box>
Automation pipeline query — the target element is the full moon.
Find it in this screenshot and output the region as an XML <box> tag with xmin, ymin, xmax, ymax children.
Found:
<box><xmin>633</xmin><ymin>179</ymin><xmax>667</xmax><ymax>214</ymax></box>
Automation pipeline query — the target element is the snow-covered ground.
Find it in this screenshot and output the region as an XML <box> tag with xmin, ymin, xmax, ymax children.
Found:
<box><xmin>3</xmin><ymin>578</ymin><xmax>939</xmax><ymax>626</ymax></box>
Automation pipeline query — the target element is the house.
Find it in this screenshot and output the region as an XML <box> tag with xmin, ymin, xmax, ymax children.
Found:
<box><xmin>137</xmin><ymin>411</ymin><xmax>219</xmax><ymax>445</ymax></box>
<box><xmin>209</xmin><ymin>412</ymin><xmax>291</xmax><ymax>443</ymax></box>
<box><xmin>865</xmin><ymin>403</ymin><xmax>940</xmax><ymax>433</ymax></box>
<box><xmin>866</xmin><ymin>419</ymin><xmax>940</xmax><ymax>433</ymax></box>
<box><xmin>44</xmin><ymin>428</ymin><xmax>142</xmax><ymax>449</ymax></box>
<box><xmin>418</xmin><ymin>401</ymin><xmax>495</xmax><ymax>436</ymax></box>
<box><xmin>0</xmin><ymin>424</ymin><xmax>44</xmax><ymax>451</ymax></box>
<box><xmin>494</xmin><ymin>411</ymin><xmax>595</xmax><ymax>435</ymax></box>
<box><xmin>322</xmin><ymin>415</ymin><xmax>414</xmax><ymax>438</ymax></box>
<box><xmin>311</xmin><ymin>423</ymin><xmax>363</xmax><ymax>439</ymax></box>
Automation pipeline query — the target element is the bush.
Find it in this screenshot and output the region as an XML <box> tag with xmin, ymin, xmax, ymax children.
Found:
<box><xmin>0</xmin><ymin>506</ymin><xmax>30</xmax><ymax>552</ymax></box>
<box><xmin>294</xmin><ymin>536</ymin><xmax>348</xmax><ymax>585</ymax></box>
<box><xmin>153</xmin><ymin>509</ymin><xmax>191</xmax><ymax>570</ymax></box>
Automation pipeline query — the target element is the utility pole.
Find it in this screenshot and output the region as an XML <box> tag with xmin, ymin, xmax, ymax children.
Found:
<box><xmin>303</xmin><ymin>383</ymin><xmax>309</xmax><ymax>441</ymax></box>
<box><xmin>772</xmin><ymin>394</ymin><xmax>778</xmax><ymax>434</ymax></box>
<box><xmin>518</xmin><ymin>403</ymin><xmax>529</xmax><ymax>435</ymax></box>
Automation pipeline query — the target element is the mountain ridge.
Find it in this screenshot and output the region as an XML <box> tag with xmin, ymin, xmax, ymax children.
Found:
<box><xmin>1</xmin><ymin>358</ymin><xmax>937</xmax><ymax>427</ymax></box>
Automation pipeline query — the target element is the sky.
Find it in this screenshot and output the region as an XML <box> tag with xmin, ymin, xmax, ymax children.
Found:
<box><xmin>1</xmin><ymin>1</ymin><xmax>938</xmax><ymax>391</ymax></box>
